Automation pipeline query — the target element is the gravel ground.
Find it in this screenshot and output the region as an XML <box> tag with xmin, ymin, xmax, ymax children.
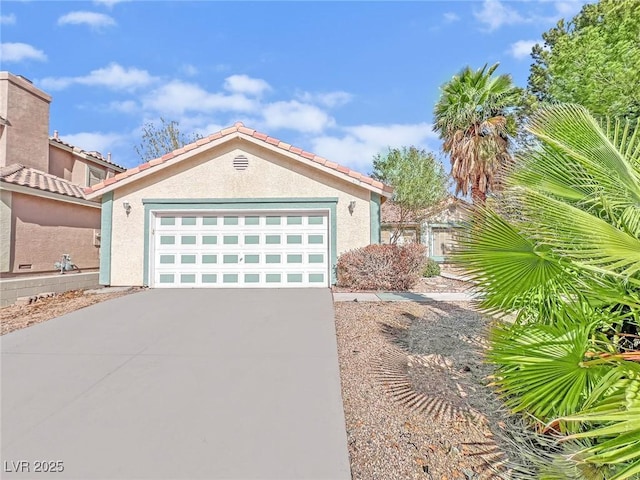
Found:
<box><xmin>335</xmin><ymin>301</ymin><xmax>507</xmax><ymax>480</ymax></box>
<box><xmin>411</xmin><ymin>276</ymin><xmax>472</xmax><ymax>293</ymax></box>
<box><xmin>1</xmin><ymin>289</ymin><xmax>139</xmax><ymax>335</ymax></box>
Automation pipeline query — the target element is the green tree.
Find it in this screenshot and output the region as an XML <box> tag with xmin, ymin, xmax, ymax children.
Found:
<box><xmin>528</xmin><ymin>0</ymin><xmax>640</xmax><ymax>119</ymax></box>
<box><xmin>456</xmin><ymin>105</ymin><xmax>640</xmax><ymax>479</ymax></box>
<box><xmin>372</xmin><ymin>146</ymin><xmax>448</xmax><ymax>244</ymax></box>
<box><xmin>134</xmin><ymin>118</ymin><xmax>203</xmax><ymax>163</ymax></box>
<box><xmin>433</xmin><ymin>63</ymin><xmax>522</xmax><ymax>205</ymax></box>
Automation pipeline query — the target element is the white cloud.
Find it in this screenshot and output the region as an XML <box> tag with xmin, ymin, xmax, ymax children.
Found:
<box><xmin>57</xmin><ymin>11</ymin><xmax>116</xmax><ymax>29</ymax></box>
<box><xmin>181</xmin><ymin>64</ymin><xmax>198</xmax><ymax>77</ymax></box>
<box><xmin>509</xmin><ymin>40</ymin><xmax>537</xmax><ymax>59</ymax></box>
<box><xmin>60</xmin><ymin>131</ymin><xmax>126</xmax><ymax>156</ymax></box>
<box><xmin>1</xmin><ymin>14</ymin><xmax>16</xmax><ymax>25</ymax></box>
<box><xmin>474</xmin><ymin>0</ymin><xmax>525</xmax><ymax>31</ymax></box>
<box><xmin>311</xmin><ymin>122</ymin><xmax>438</xmax><ymax>172</ymax></box>
<box><xmin>443</xmin><ymin>12</ymin><xmax>460</xmax><ymax>23</ymax></box>
<box><xmin>223</xmin><ymin>74</ymin><xmax>271</xmax><ymax>96</ymax></box>
<box><xmin>108</xmin><ymin>100</ymin><xmax>138</xmax><ymax>114</ymax></box>
<box><xmin>93</xmin><ymin>0</ymin><xmax>130</xmax><ymax>7</ymax></box>
<box><xmin>554</xmin><ymin>1</ymin><xmax>587</xmax><ymax>17</ymax></box>
<box><xmin>143</xmin><ymin>80</ymin><xmax>257</xmax><ymax>115</ymax></box>
<box><xmin>0</xmin><ymin>42</ymin><xmax>46</xmax><ymax>63</ymax></box>
<box><xmin>40</xmin><ymin>63</ymin><xmax>156</xmax><ymax>91</ymax></box>
<box><xmin>262</xmin><ymin>101</ymin><xmax>335</xmax><ymax>134</ymax></box>
<box><xmin>296</xmin><ymin>90</ymin><xmax>353</xmax><ymax>108</ymax></box>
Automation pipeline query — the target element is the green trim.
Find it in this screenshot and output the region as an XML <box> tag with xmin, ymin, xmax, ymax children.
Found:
<box><xmin>369</xmin><ymin>193</ymin><xmax>381</xmax><ymax>244</ymax></box>
<box><xmin>143</xmin><ymin>198</ymin><xmax>338</xmax><ymax>286</ymax></box>
<box><xmin>99</xmin><ymin>191</ymin><xmax>113</xmax><ymax>285</ymax></box>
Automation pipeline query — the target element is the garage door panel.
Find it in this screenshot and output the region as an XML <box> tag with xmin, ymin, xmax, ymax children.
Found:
<box><xmin>152</xmin><ymin>211</ymin><xmax>329</xmax><ymax>288</ymax></box>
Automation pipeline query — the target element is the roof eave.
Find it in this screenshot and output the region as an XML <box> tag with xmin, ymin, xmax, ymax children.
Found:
<box><xmin>86</xmin><ymin>131</ymin><xmax>393</xmax><ymax>200</ymax></box>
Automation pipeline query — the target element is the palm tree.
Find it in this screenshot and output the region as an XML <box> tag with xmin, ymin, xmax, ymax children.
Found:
<box><xmin>433</xmin><ymin>63</ymin><xmax>521</xmax><ymax>204</ymax></box>
<box><xmin>456</xmin><ymin>104</ymin><xmax>640</xmax><ymax>479</ymax></box>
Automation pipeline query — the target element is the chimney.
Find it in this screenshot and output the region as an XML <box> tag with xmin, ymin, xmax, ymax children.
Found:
<box><xmin>0</xmin><ymin>72</ymin><xmax>52</xmax><ymax>170</ymax></box>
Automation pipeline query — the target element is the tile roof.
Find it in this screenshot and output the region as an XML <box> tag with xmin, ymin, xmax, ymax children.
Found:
<box><xmin>0</xmin><ymin>163</ymin><xmax>88</xmax><ymax>200</ymax></box>
<box><xmin>49</xmin><ymin>135</ymin><xmax>126</xmax><ymax>171</ymax></box>
<box><xmin>84</xmin><ymin>122</ymin><xmax>393</xmax><ymax>197</ymax></box>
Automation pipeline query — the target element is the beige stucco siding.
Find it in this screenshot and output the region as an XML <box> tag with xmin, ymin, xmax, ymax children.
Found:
<box><xmin>109</xmin><ymin>139</ymin><xmax>372</xmax><ymax>286</ymax></box>
<box><xmin>9</xmin><ymin>192</ymin><xmax>100</xmax><ymax>274</ymax></box>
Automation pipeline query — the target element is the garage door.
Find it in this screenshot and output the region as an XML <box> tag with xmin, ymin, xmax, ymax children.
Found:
<box><xmin>151</xmin><ymin>211</ymin><xmax>330</xmax><ymax>288</ymax></box>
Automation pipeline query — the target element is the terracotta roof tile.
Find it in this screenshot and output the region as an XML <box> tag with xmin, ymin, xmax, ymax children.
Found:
<box><xmin>253</xmin><ymin>131</ymin><xmax>268</xmax><ymax>141</ymax></box>
<box><xmin>85</xmin><ymin>122</ymin><xmax>393</xmax><ymax>196</ymax></box>
<box><xmin>286</xmin><ymin>146</ymin><xmax>300</xmax><ymax>155</ymax></box>
<box><xmin>324</xmin><ymin>161</ymin><xmax>338</xmax><ymax>169</ymax></box>
<box><xmin>221</xmin><ymin>126</ymin><xmax>237</xmax><ymax>136</ymax></box>
<box><xmin>183</xmin><ymin>142</ymin><xmax>198</xmax><ymax>152</ymax></box>
<box><xmin>0</xmin><ymin>163</ymin><xmax>89</xmax><ymax>200</ymax></box>
<box><xmin>238</xmin><ymin>126</ymin><xmax>255</xmax><ymax>135</ymax></box>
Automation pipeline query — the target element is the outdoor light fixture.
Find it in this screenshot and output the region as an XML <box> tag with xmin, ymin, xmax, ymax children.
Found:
<box><xmin>123</xmin><ymin>201</ymin><xmax>131</xmax><ymax>215</ymax></box>
<box><xmin>348</xmin><ymin>200</ymin><xmax>356</xmax><ymax>215</ymax></box>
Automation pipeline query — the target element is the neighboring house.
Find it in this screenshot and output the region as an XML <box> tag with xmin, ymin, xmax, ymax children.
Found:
<box><xmin>85</xmin><ymin>122</ymin><xmax>393</xmax><ymax>288</ymax></box>
<box><xmin>0</xmin><ymin>72</ymin><xmax>126</xmax><ymax>278</ymax></box>
<box><xmin>381</xmin><ymin>196</ymin><xmax>470</xmax><ymax>261</ymax></box>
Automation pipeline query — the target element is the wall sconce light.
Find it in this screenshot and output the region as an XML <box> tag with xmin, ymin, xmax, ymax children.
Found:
<box><xmin>123</xmin><ymin>201</ymin><xmax>131</xmax><ymax>216</ymax></box>
<box><xmin>348</xmin><ymin>200</ymin><xmax>356</xmax><ymax>215</ymax></box>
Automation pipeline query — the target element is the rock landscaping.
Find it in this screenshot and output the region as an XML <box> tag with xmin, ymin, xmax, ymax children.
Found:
<box><xmin>335</xmin><ymin>301</ymin><xmax>506</xmax><ymax>479</ymax></box>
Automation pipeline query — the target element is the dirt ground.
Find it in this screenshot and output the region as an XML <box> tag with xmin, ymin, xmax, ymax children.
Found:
<box><xmin>335</xmin><ymin>301</ymin><xmax>507</xmax><ymax>479</ymax></box>
<box><xmin>1</xmin><ymin>289</ymin><xmax>139</xmax><ymax>335</ymax></box>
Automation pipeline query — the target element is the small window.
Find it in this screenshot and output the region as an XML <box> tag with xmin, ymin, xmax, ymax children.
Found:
<box><xmin>87</xmin><ymin>166</ymin><xmax>106</xmax><ymax>187</ymax></box>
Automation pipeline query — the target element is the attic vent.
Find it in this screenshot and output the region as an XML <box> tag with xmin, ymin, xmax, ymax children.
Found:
<box><xmin>233</xmin><ymin>155</ymin><xmax>249</xmax><ymax>171</ymax></box>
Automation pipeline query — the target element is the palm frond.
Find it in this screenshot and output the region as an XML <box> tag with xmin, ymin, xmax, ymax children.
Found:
<box><xmin>487</xmin><ymin>321</ymin><xmax>607</xmax><ymax>425</ymax></box>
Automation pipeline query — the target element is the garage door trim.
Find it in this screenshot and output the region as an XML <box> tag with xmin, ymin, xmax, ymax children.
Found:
<box><xmin>142</xmin><ymin>198</ymin><xmax>338</xmax><ymax>287</ymax></box>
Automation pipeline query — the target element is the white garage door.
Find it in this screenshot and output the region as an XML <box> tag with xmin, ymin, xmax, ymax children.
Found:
<box><xmin>151</xmin><ymin>211</ymin><xmax>330</xmax><ymax>288</ymax></box>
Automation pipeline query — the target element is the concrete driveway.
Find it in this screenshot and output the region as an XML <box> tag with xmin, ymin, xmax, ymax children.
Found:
<box><xmin>1</xmin><ymin>289</ymin><xmax>350</xmax><ymax>479</ymax></box>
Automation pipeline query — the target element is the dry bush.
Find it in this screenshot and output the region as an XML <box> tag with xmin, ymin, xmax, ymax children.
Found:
<box><xmin>336</xmin><ymin>243</ymin><xmax>427</xmax><ymax>290</ymax></box>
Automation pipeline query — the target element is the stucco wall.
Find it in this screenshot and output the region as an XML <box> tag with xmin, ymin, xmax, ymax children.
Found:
<box><xmin>1</xmin><ymin>190</ymin><xmax>11</xmax><ymax>273</ymax></box>
<box><xmin>48</xmin><ymin>145</ymin><xmax>112</xmax><ymax>186</ymax></box>
<box><xmin>109</xmin><ymin>139</ymin><xmax>372</xmax><ymax>286</ymax></box>
<box><xmin>10</xmin><ymin>192</ymin><xmax>101</xmax><ymax>274</ymax></box>
<box><xmin>0</xmin><ymin>73</ymin><xmax>51</xmax><ymax>171</ymax></box>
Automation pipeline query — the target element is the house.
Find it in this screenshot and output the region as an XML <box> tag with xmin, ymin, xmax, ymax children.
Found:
<box><xmin>381</xmin><ymin>196</ymin><xmax>469</xmax><ymax>261</ymax></box>
<box><xmin>85</xmin><ymin>123</ymin><xmax>393</xmax><ymax>288</ymax></box>
<box><xmin>0</xmin><ymin>72</ymin><xmax>125</xmax><ymax>304</ymax></box>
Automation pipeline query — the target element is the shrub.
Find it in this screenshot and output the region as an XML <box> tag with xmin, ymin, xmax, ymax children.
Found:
<box><xmin>422</xmin><ymin>258</ymin><xmax>441</xmax><ymax>277</ymax></box>
<box><xmin>336</xmin><ymin>243</ymin><xmax>427</xmax><ymax>291</ymax></box>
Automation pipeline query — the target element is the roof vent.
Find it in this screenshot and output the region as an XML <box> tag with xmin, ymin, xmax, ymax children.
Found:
<box><xmin>233</xmin><ymin>155</ymin><xmax>249</xmax><ymax>171</ymax></box>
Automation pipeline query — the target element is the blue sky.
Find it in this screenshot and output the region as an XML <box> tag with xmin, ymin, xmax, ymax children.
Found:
<box><xmin>0</xmin><ymin>0</ymin><xmax>589</xmax><ymax>172</ymax></box>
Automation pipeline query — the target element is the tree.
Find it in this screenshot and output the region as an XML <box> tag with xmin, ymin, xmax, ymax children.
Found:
<box><xmin>433</xmin><ymin>63</ymin><xmax>522</xmax><ymax>205</ymax></box>
<box><xmin>134</xmin><ymin>118</ymin><xmax>203</xmax><ymax>163</ymax></box>
<box><xmin>456</xmin><ymin>105</ymin><xmax>640</xmax><ymax>478</ymax></box>
<box><xmin>372</xmin><ymin>146</ymin><xmax>448</xmax><ymax>243</ymax></box>
<box><xmin>528</xmin><ymin>0</ymin><xmax>640</xmax><ymax>119</ymax></box>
